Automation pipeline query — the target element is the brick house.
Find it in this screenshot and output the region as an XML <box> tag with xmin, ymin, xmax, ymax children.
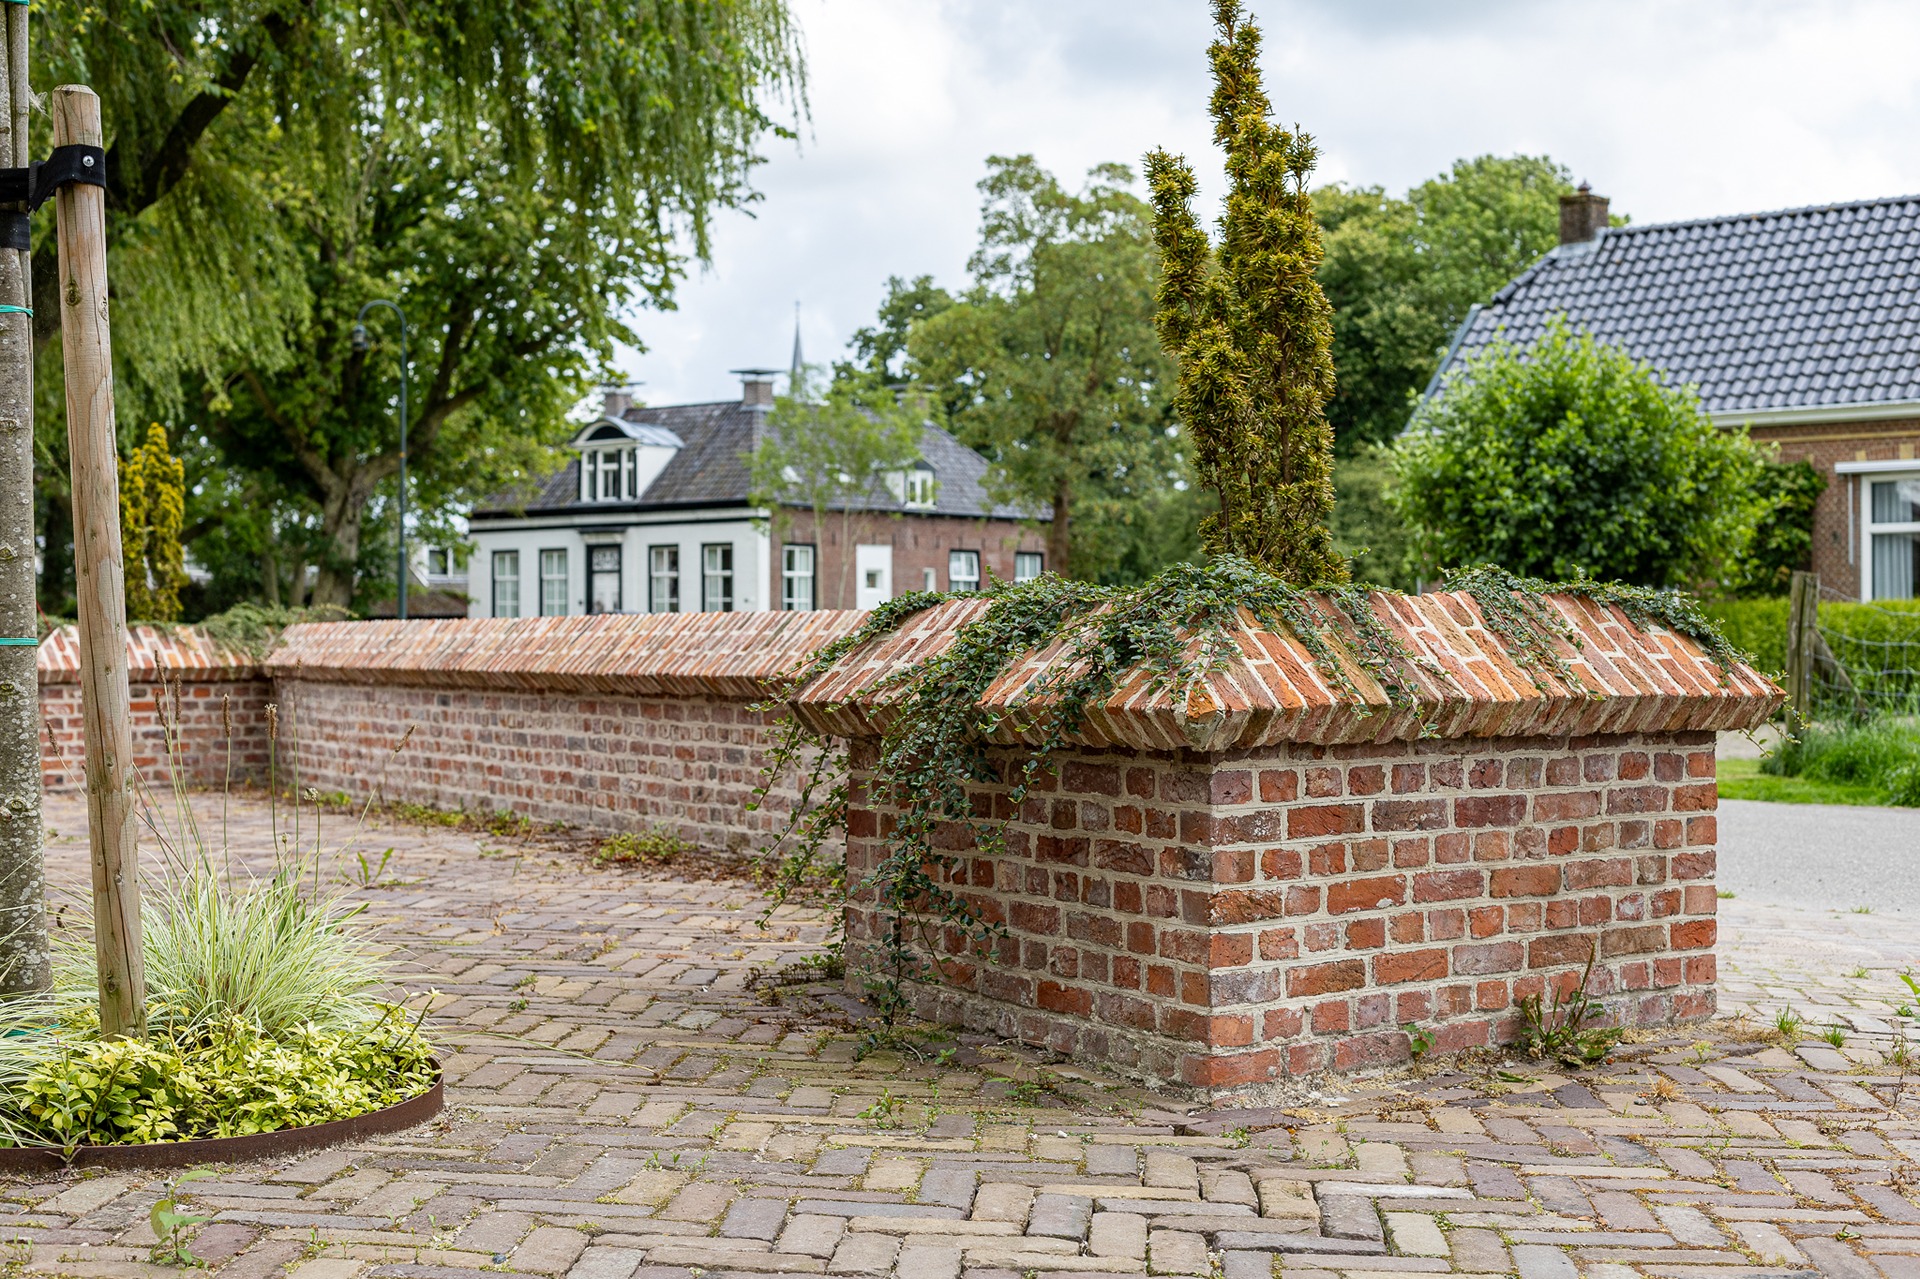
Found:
<box><xmin>1427</xmin><ymin>187</ymin><xmax>1920</xmax><ymax>601</ymax></box>
<box><xmin>467</xmin><ymin>373</ymin><xmax>1048</xmax><ymax>617</ymax></box>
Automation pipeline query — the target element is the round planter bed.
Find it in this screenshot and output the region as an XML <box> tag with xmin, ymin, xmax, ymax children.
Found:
<box><xmin>0</xmin><ymin>1065</ymin><xmax>443</xmax><ymax>1172</ymax></box>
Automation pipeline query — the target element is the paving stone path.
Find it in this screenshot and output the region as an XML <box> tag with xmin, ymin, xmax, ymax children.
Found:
<box><xmin>6</xmin><ymin>794</ymin><xmax>1917</xmax><ymax>1279</ymax></box>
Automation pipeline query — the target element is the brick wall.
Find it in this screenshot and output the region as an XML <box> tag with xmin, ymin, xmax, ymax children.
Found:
<box><xmin>37</xmin><ymin>612</ymin><xmax>860</xmax><ymax>855</ymax></box>
<box><xmin>845</xmin><ymin>731</ymin><xmax>1719</xmax><ymax>1095</ymax></box>
<box><xmin>37</xmin><ymin>627</ymin><xmax>269</xmax><ymax>792</ymax></box>
<box><xmin>261</xmin><ymin>611</ymin><xmax>863</xmax><ymax>850</ymax></box>
<box><xmin>271</xmin><ymin>677</ymin><xmax>812</xmax><ymax>852</ymax></box>
<box><xmin>795</xmin><ymin>587</ymin><xmax>1779</xmax><ymax>1094</ymax></box>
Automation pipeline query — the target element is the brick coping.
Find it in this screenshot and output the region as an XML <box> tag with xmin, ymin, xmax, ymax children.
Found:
<box><xmin>34</xmin><ymin>612</ymin><xmax>871</xmax><ymax>698</ymax></box>
<box><xmin>36</xmin><ymin>624</ymin><xmax>256</xmax><ymax>684</ymax></box>
<box><xmin>792</xmin><ymin>590</ymin><xmax>1782</xmax><ymax>748</ymax></box>
<box><xmin>266</xmin><ymin>611</ymin><xmax>866</xmax><ymax>698</ymax></box>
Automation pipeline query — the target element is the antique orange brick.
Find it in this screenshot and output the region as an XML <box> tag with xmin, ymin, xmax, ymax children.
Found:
<box><xmin>1374</xmin><ymin>948</ymin><xmax>1447</xmax><ymax>984</ymax></box>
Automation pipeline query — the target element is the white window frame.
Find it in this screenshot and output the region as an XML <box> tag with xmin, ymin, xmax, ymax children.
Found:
<box><xmin>904</xmin><ymin>465</ymin><xmax>936</xmax><ymax>509</ymax></box>
<box><xmin>702</xmin><ymin>543</ymin><xmax>734</xmax><ymax>612</ymax></box>
<box><xmin>782</xmin><ymin>543</ymin><xmax>815</xmax><ymax>611</ymax></box>
<box><xmin>1014</xmin><ymin>551</ymin><xmax>1044</xmax><ymax>583</ymax></box>
<box><xmin>491</xmin><ymin>550</ymin><xmax>520</xmax><ymax>618</ymax></box>
<box><xmin>649</xmin><ymin>545</ymin><xmax>680</xmax><ymax>613</ymax></box>
<box><xmin>1861</xmin><ymin>470</ymin><xmax>1920</xmax><ymax>601</ymax></box>
<box><xmin>948</xmin><ymin>548</ymin><xmax>981</xmax><ymax>593</ymax></box>
<box><xmin>539</xmin><ymin>548</ymin><xmax>568</xmax><ymax>616</ymax></box>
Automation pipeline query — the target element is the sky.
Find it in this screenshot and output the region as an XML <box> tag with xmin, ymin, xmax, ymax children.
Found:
<box><xmin>616</xmin><ymin>0</ymin><xmax>1920</xmax><ymax>408</ymax></box>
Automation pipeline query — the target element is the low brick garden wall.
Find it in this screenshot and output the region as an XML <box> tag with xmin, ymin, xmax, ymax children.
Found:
<box><xmin>38</xmin><ymin>612</ymin><xmax>861</xmax><ymax>855</ymax></box>
<box><xmin>259</xmin><ymin>612</ymin><xmax>861</xmax><ymax>851</ymax></box>
<box><xmin>795</xmin><ymin>591</ymin><xmax>1778</xmax><ymax>1096</ymax></box>
<box><xmin>37</xmin><ymin>627</ymin><xmax>269</xmax><ymax>791</ymax></box>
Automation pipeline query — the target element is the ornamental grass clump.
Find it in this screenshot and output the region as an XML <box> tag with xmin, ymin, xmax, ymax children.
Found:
<box><xmin>0</xmin><ymin>817</ymin><xmax>434</xmax><ymax>1149</ymax></box>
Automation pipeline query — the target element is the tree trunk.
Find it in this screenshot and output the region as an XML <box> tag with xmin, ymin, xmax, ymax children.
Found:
<box><xmin>309</xmin><ymin>487</ymin><xmax>365</xmax><ymax>610</ymax></box>
<box><xmin>1047</xmin><ymin>477</ymin><xmax>1071</xmax><ymax>580</ymax></box>
<box><xmin>0</xmin><ymin>1</ymin><xmax>47</xmax><ymax>997</ymax></box>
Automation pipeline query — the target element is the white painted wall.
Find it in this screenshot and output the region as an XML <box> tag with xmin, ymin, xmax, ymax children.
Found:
<box><xmin>855</xmin><ymin>544</ymin><xmax>893</xmax><ymax>610</ymax></box>
<box><xmin>467</xmin><ymin>512</ymin><xmax>773</xmax><ymax>617</ymax></box>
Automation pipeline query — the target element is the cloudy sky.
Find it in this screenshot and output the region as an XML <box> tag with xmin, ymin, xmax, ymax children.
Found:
<box><xmin>618</xmin><ymin>0</ymin><xmax>1920</xmax><ymax>407</ymax></box>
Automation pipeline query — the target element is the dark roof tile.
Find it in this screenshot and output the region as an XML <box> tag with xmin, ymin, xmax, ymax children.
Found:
<box><xmin>1438</xmin><ymin>193</ymin><xmax>1920</xmax><ymax>415</ymax></box>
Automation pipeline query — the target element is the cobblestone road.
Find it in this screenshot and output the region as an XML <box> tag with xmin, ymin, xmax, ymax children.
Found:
<box><xmin>8</xmin><ymin>794</ymin><xmax>1917</xmax><ymax>1279</ymax></box>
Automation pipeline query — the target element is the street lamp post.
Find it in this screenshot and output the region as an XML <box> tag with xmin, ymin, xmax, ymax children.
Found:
<box><xmin>350</xmin><ymin>300</ymin><xmax>410</xmax><ymax>621</ymax></box>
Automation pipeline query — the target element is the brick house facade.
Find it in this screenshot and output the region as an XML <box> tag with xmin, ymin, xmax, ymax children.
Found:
<box><xmin>1433</xmin><ymin>191</ymin><xmax>1920</xmax><ymax>602</ymax></box>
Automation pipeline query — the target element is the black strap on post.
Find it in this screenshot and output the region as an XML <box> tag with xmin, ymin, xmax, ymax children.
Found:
<box><xmin>0</xmin><ymin>213</ymin><xmax>25</xmax><ymax>251</ymax></box>
<box><xmin>0</xmin><ymin>144</ymin><xmax>106</xmax><ymax>213</ymax></box>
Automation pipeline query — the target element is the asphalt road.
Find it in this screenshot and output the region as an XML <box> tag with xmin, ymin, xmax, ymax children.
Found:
<box><xmin>1718</xmin><ymin>798</ymin><xmax>1920</xmax><ymax>913</ymax></box>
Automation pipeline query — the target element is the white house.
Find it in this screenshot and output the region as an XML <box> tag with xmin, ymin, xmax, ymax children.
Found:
<box><xmin>465</xmin><ymin>372</ymin><xmax>1048</xmax><ymax>618</ymax></box>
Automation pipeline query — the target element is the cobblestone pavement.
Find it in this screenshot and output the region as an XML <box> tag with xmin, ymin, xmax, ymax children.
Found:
<box><xmin>7</xmin><ymin>793</ymin><xmax>1918</xmax><ymax>1279</ymax></box>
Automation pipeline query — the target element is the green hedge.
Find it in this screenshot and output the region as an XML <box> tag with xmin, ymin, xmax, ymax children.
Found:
<box><xmin>1701</xmin><ymin>597</ymin><xmax>1787</xmax><ymax>675</ymax></box>
<box><xmin>1700</xmin><ymin>595</ymin><xmax>1920</xmax><ymax>703</ymax></box>
<box><xmin>1821</xmin><ymin>599</ymin><xmax>1920</xmax><ymax>707</ymax></box>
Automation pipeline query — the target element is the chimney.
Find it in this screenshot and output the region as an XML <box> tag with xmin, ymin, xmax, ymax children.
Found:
<box><xmin>600</xmin><ymin>384</ymin><xmax>634</xmax><ymax>419</ymax></box>
<box><xmin>732</xmin><ymin>368</ymin><xmax>780</xmax><ymax>409</ymax></box>
<box><xmin>1558</xmin><ymin>182</ymin><xmax>1609</xmax><ymax>246</ymax></box>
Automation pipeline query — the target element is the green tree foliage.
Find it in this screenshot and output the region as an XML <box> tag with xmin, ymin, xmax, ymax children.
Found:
<box><xmin>118</xmin><ymin>424</ymin><xmax>188</xmax><ymax>623</ymax></box>
<box><xmin>748</xmin><ymin>368</ymin><xmax>924</xmax><ymax>605</ymax></box>
<box><xmin>1316</xmin><ymin>156</ymin><xmax>1579</xmax><ymax>451</ymax></box>
<box><xmin>1393</xmin><ymin>318</ymin><xmax>1766</xmax><ymax>586</ymax></box>
<box><xmin>905</xmin><ymin>157</ymin><xmax>1181</xmax><ymax>582</ymax></box>
<box><xmin>30</xmin><ymin>0</ymin><xmax>804</xmax><ymax>611</ymax></box>
<box><xmin>1145</xmin><ymin>0</ymin><xmax>1346</xmax><ymax>586</ymax></box>
<box><xmin>843</xmin><ymin>277</ymin><xmax>954</xmax><ymax>384</ymax></box>
<box><xmin>1725</xmin><ymin>459</ymin><xmax>1826</xmax><ymax>598</ymax></box>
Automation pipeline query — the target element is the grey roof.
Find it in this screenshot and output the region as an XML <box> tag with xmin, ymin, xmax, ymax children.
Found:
<box><xmin>572</xmin><ymin>415</ymin><xmax>685</xmax><ymax>449</ymax></box>
<box><xmin>1436</xmin><ymin>193</ymin><xmax>1920</xmax><ymax>416</ymax></box>
<box><xmin>474</xmin><ymin>397</ymin><xmax>1043</xmax><ymax>522</ymax></box>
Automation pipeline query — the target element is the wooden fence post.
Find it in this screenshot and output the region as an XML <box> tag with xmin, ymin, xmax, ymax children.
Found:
<box><xmin>0</xmin><ymin>0</ymin><xmax>47</xmax><ymax>996</ymax></box>
<box><xmin>1785</xmin><ymin>570</ymin><xmax>1818</xmax><ymax>732</ymax></box>
<box><xmin>53</xmin><ymin>84</ymin><xmax>145</xmax><ymax>1038</ymax></box>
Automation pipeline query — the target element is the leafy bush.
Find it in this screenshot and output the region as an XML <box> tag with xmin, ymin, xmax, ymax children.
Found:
<box><xmin>196</xmin><ymin>601</ymin><xmax>350</xmax><ymax>658</ymax></box>
<box><xmin>0</xmin><ymin>828</ymin><xmax>433</xmax><ymax>1148</ymax></box>
<box><xmin>10</xmin><ymin>1013</ymin><xmax>433</xmax><ymax>1146</ymax></box>
<box><xmin>1702</xmin><ymin>597</ymin><xmax>1788</xmax><ymax>675</ymax></box>
<box><xmin>1819</xmin><ymin>600</ymin><xmax>1920</xmax><ymax>709</ymax></box>
<box><xmin>1393</xmin><ymin>317</ymin><xmax>1766</xmax><ymax>586</ymax></box>
<box><xmin>1763</xmin><ymin>717</ymin><xmax>1920</xmax><ymax>807</ymax></box>
<box><xmin>1725</xmin><ymin>460</ymin><xmax>1824</xmax><ymax>598</ymax></box>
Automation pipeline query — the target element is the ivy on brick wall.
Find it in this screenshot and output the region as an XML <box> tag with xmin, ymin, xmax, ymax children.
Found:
<box><xmin>755</xmin><ymin>557</ymin><xmax>1744</xmax><ymax>1036</ymax></box>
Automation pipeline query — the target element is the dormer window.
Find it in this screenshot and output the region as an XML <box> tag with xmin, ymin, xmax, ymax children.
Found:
<box><xmin>581</xmin><ymin>447</ymin><xmax>638</xmax><ymax>502</ymax></box>
<box><xmin>903</xmin><ymin>462</ymin><xmax>936</xmax><ymax>510</ymax></box>
<box><xmin>569</xmin><ymin>416</ymin><xmax>683</xmax><ymax>505</ymax></box>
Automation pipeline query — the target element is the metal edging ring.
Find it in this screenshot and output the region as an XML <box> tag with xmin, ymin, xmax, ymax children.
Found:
<box><xmin>0</xmin><ymin>1062</ymin><xmax>443</xmax><ymax>1173</ymax></box>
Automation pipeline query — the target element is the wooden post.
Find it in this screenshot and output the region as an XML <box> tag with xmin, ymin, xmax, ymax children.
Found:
<box><xmin>53</xmin><ymin>85</ymin><xmax>145</xmax><ymax>1038</ymax></box>
<box><xmin>0</xmin><ymin>0</ymin><xmax>47</xmax><ymax>995</ymax></box>
<box><xmin>1785</xmin><ymin>569</ymin><xmax>1818</xmax><ymax>732</ymax></box>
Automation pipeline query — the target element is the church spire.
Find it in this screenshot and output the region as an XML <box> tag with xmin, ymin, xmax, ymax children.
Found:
<box><xmin>789</xmin><ymin>301</ymin><xmax>804</xmax><ymax>392</ymax></box>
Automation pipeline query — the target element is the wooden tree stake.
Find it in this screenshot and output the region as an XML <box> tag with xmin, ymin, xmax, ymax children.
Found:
<box><xmin>0</xmin><ymin>0</ymin><xmax>48</xmax><ymax>995</ymax></box>
<box><xmin>53</xmin><ymin>84</ymin><xmax>145</xmax><ymax>1038</ymax></box>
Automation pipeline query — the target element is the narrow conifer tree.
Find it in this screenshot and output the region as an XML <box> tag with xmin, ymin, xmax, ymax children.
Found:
<box><xmin>1145</xmin><ymin>0</ymin><xmax>1347</xmax><ymax>584</ymax></box>
<box><xmin>120</xmin><ymin>423</ymin><xmax>188</xmax><ymax>622</ymax></box>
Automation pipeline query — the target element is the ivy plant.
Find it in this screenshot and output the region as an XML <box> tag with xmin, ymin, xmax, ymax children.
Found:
<box><xmin>756</xmin><ymin>557</ymin><xmax>1747</xmax><ymax>1027</ymax></box>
